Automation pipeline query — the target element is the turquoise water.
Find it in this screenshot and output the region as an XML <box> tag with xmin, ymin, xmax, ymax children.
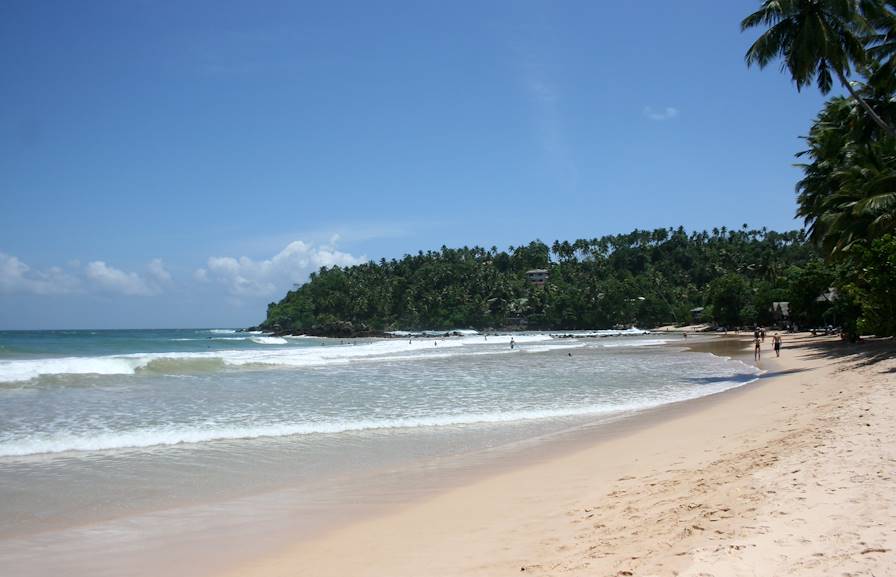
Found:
<box><xmin>0</xmin><ymin>328</ymin><xmax>293</xmax><ymax>358</ymax></box>
<box><xmin>0</xmin><ymin>329</ymin><xmax>757</xmax><ymax>457</ymax></box>
<box><xmin>0</xmin><ymin>329</ymin><xmax>759</xmax><ymax>577</ymax></box>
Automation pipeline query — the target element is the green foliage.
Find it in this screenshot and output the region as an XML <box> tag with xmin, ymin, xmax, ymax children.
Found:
<box><xmin>707</xmin><ymin>274</ymin><xmax>751</xmax><ymax>328</ymax></box>
<box><xmin>785</xmin><ymin>259</ymin><xmax>837</xmax><ymax>327</ymax></box>
<box><xmin>840</xmin><ymin>234</ymin><xmax>896</xmax><ymax>336</ymax></box>
<box><xmin>796</xmin><ymin>98</ymin><xmax>896</xmax><ymax>255</ymax></box>
<box><xmin>742</xmin><ymin>0</ymin><xmax>896</xmax><ymax>135</ymax></box>
<box><xmin>260</xmin><ymin>228</ymin><xmax>817</xmax><ymax>333</ymax></box>
<box><xmin>743</xmin><ymin>1</ymin><xmax>896</xmax><ymax>336</ymax></box>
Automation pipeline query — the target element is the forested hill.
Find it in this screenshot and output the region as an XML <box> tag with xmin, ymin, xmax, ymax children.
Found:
<box><xmin>257</xmin><ymin>227</ymin><xmax>841</xmax><ymax>336</ymax></box>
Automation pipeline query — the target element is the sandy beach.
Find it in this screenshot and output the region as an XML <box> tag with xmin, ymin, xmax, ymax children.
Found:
<box><xmin>223</xmin><ymin>334</ymin><xmax>896</xmax><ymax>577</ymax></box>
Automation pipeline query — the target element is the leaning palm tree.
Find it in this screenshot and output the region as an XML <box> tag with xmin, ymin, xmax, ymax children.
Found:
<box><xmin>796</xmin><ymin>97</ymin><xmax>896</xmax><ymax>255</ymax></box>
<box><xmin>742</xmin><ymin>0</ymin><xmax>896</xmax><ymax>136</ymax></box>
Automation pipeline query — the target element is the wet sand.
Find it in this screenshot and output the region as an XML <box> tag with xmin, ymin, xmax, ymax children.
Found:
<box><xmin>224</xmin><ymin>334</ymin><xmax>896</xmax><ymax>576</ymax></box>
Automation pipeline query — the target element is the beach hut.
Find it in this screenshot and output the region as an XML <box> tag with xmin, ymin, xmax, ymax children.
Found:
<box><xmin>690</xmin><ymin>306</ymin><xmax>705</xmax><ymax>322</ymax></box>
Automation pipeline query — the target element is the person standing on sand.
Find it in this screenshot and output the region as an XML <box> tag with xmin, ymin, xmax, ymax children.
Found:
<box><xmin>753</xmin><ymin>335</ymin><xmax>761</xmax><ymax>361</ymax></box>
<box><xmin>773</xmin><ymin>333</ymin><xmax>782</xmax><ymax>357</ymax></box>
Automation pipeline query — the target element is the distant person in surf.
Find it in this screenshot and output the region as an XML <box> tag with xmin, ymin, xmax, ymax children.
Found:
<box><xmin>753</xmin><ymin>335</ymin><xmax>761</xmax><ymax>361</ymax></box>
<box><xmin>773</xmin><ymin>333</ymin><xmax>782</xmax><ymax>357</ymax></box>
<box><xmin>510</xmin><ymin>337</ymin><xmax>515</xmax><ymax>350</ymax></box>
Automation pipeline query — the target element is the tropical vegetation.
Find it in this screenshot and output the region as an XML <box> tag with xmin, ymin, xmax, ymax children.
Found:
<box><xmin>743</xmin><ymin>0</ymin><xmax>896</xmax><ymax>338</ymax></box>
<box><xmin>261</xmin><ymin>0</ymin><xmax>896</xmax><ymax>338</ymax></box>
<box><xmin>260</xmin><ymin>228</ymin><xmax>824</xmax><ymax>334</ymax></box>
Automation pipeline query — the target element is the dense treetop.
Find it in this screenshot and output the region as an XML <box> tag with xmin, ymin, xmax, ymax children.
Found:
<box><xmin>263</xmin><ymin>1</ymin><xmax>896</xmax><ymax>339</ymax></box>
<box><xmin>261</xmin><ymin>227</ymin><xmax>824</xmax><ymax>334</ymax></box>
<box><xmin>742</xmin><ymin>0</ymin><xmax>895</xmax><ymax>338</ymax></box>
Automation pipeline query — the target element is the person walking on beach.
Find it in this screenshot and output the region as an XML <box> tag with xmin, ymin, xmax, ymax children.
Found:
<box><xmin>753</xmin><ymin>335</ymin><xmax>761</xmax><ymax>361</ymax></box>
<box><xmin>773</xmin><ymin>333</ymin><xmax>782</xmax><ymax>357</ymax></box>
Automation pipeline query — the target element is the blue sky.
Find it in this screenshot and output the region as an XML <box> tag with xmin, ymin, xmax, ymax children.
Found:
<box><xmin>1</xmin><ymin>1</ymin><xmax>829</xmax><ymax>329</ymax></box>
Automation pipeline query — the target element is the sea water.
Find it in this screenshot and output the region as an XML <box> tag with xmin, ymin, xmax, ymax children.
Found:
<box><xmin>0</xmin><ymin>329</ymin><xmax>759</xmax><ymax>576</ymax></box>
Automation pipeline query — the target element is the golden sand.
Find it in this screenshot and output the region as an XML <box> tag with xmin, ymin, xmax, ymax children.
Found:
<box><xmin>225</xmin><ymin>335</ymin><xmax>896</xmax><ymax>577</ymax></box>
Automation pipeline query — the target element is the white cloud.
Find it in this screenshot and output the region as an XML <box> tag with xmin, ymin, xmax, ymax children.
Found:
<box><xmin>85</xmin><ymin>259</ymin><xmax>170</xmax><ymax>296</ymax></box>
<box><xmin>0</xmin><ymin>253</ymin><xmax>173</xmax><ymax>297</ymax></box>
<box><xmin>643</xmin><ymin>106</ymin><xmax>679</xmax><ymax>121</ymax></box>
<box><xmin>147</xmin><ymin>258</ymin><xmax>172</xmax><ymax>283</ymax></box>
<box><xmin>0</xmin><ymin>252</ymin><xmax>80</xmax><ymax>295</ymax></box>
<box><xmin>85</xmin><ymin>261</ymin><xmax>154</xmax><ymax>295</ymax></box>
<box><xmin>198</xmin><ymin>239</ymin><xmax>365</xmax><ymax>296</ymax></box>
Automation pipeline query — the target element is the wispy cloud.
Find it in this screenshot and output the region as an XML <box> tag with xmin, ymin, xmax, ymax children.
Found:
<box><xmin>230</xmin><ymin>222</ymin><xmax>415</xmax><ymax>258</ymax></box>
<box><xmin>643</xmin><ymin>106</ymin><xmax>680</xmax><ymax>121</ymax></box>
<box><xmin>3</xmin><ymin>237</ymin><xmax>365</xmax><ymax>301</ymax></box>
<box><xmin>522</xmin><ymin>64</ymin><xmax>578</xmax><ymax>188</ymax></box>
<box><xmin>196</xmin><ymin>238</ymin><xmax>366</xmax><ymax>297</ymax></box>
<box><xmin>0</xmin><ymin>252</ymin><xmax>172</xmax><ymax>297</ymax></box>
<box><xmin>0</xmin><ymin>252</ymin><xmax>80</xmax><ymax>295</ymax></box>
<box><xmin>85</xmin><ymin>259</ymin><xmax>171</xmax><ymax>296</ymax></box>
<box><xmin>85</xmin><ymin>261</ymin><xmax>154</xmax><ymax>295</ymax></box>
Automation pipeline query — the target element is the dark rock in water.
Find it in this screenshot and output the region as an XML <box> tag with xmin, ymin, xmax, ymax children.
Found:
<box><xmin>266</xmin><ymin>320</ymin><xmax>389</xmax><ymax>338</ymax></box>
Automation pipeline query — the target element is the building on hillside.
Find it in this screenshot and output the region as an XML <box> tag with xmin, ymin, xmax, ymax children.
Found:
<box><xmin>771</xmin><ymin>301</ymin><xmax>790</xmax><ymax>322</ymax></box>
<box><xmin>525</xmin><ymin>269</ymin><xmax>549</xmax><ymax>286</ymax></box>
<box><xmin>690</xmin><ymin>306</ymin><xmax>705</xmax><ymax>322</ymax></box>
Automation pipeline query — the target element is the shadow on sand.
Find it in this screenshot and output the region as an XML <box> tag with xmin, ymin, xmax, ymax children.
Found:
<box><xmin>788</xmin><ymin>336</ymin><xmax>896</xmax><ymax>373</ymax></box>
<box><xmin>758</xmin><ymin>367</ymin><xmax>811</xmax><ymax>379</ymax></box>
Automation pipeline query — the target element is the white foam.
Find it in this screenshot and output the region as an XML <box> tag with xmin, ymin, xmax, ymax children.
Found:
<box><xmin>208</xmin><ymin>329</ymin><xmax>237</xmax><ymax>334</ymax></box>
<box><xmin>551</xmin><ymin>328</ymin><xmax>650</xmax><ymax>338</ymax></box>
<box><xmin>0</xmin><ymin>334</ymin><xmax>559</xmax><ymax>382</ymax></box>
<box><xmin>0</xmin><ymin>356</ymin><xmax>151</xmax><ymax>383</ymax></box>
<box><xmin>521</xmin><ymin>342</ymin><xmax>588</xmax><ymax>353</ymax></box>
<box><xmin>249</xmin><ymin>337</ymin><xmax>288</xmax><ymax>345</ymax></box>
<box><xmin>0</xmin><ymin>372</ymin><xmax>761</xmax><ymax>457</ymax></box>
<box><xmin>601</xmin><ymin>339</ymin><xmax>670</xmax><ymax>348</ymax></box>
<box><xmin>451</xmin><ymin>329</ymin><xmax>480</xmax><ymax>336</ymax></box>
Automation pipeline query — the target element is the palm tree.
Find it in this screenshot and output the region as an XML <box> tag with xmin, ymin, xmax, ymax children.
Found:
<box><xmin>796</xmin><ymin>96</ymin><xmax>896</xmax><ymax>255</ymax></box>
<box><xmin>742</xmin><ymin>0</ymin><xmax>895</xmax><ymax>136</ymax></box>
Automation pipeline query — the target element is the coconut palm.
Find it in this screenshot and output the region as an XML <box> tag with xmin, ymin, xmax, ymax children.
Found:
<box><xmin>742</xmin><ymin>0</ymin><xmax>895</xmax><ymax>136</ymax></box>
<box><xmin>796</xmin><ymin>97</ymin><xmax>896</xmax><ymax>255</ymax></box>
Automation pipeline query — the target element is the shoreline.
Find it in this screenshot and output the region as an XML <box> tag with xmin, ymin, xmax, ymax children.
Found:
<box><xmin>0</xmin><ymin>333</ymin><xmax>761</xmax><ymax>577</ymax></box>
<box><xmin>222</xmin><ymin>334</ymin><xmax>895</xmax><ymax>576</ymax></box>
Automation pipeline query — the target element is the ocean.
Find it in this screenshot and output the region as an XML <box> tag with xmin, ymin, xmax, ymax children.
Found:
<box><xmin>0</xmin><ymin>328</ymin><xmax>759</xmax><ymax>576</ymax></box>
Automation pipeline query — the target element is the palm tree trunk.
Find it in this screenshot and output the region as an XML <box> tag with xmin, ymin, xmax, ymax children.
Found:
<box><xmin>837</xmin><ymin>70</ymin><xmax>896</xmax><ymax>137</ymax></box>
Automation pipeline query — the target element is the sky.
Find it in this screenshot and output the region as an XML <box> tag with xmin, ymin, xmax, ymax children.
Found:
<box><xmin>1</xmin><ymin>0</ymin><xmax>832</xmax><ymax>329</ymax></box>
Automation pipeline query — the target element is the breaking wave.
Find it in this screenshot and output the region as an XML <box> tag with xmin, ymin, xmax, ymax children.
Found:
<box><xmin>0</xmin><ymin>373</ymin><xmax>760</xmax><ymax>457</ymax></box>
<box><xmin>0</xmin><ymin>334</ymin><xmax>560</xmax><ymax>383</ymax></box>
